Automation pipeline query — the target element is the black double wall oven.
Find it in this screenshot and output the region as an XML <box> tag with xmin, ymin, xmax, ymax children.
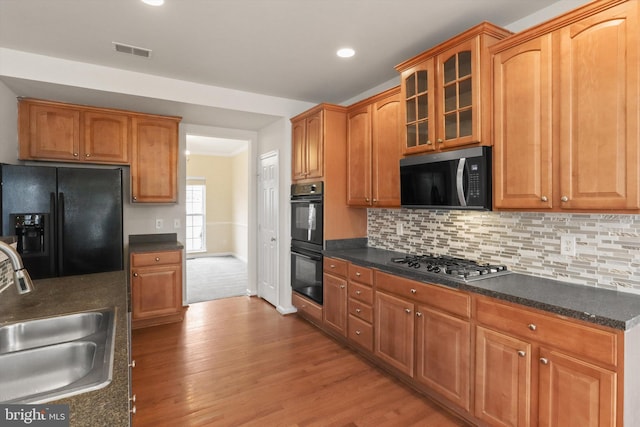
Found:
<box><xmin>290</xmin><ymin>181</ymin><xmax>324</xmax><ymax>304</ymax></box>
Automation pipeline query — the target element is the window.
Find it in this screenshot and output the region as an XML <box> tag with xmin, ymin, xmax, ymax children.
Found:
<box><xmin>186</xmin><ymin>181</ymin><xmax>206</xmax><ymax>252</ymax></box>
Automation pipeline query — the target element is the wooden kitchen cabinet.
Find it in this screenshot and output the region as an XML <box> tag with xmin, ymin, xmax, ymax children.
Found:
<box><xmin>291</xmin><ymin>106</ymin><xmax>334</xmax><ymax>182</ymax></box>
<box><xmin>292</xmin><ymin>292</ymin><xmax>323</xmax><ymax>326</ymax></box>
<box><xmin>375</xmin><ymin>290</ymin><xmax>415</xmax><ymax>377</ymax></box>
<box><xmin>347</xmin><ymin>263</ymin><xmax>374</xmax><ymax>351</ymax></box>
<box><xmin>492</xmin><ymin>0</ymin><xmax>640</xmax><ymax>212</ymax></box>
<box><xmin>347</xmin><ymin>87</ymin><xmax>401</xmax><ymax>207</ymax></box>
<box><xmin>396</xmin><ymin>22</ymin><xmax>511</xmax><ymax>155</ymax></box>
<box><xmin>131</xmin><ymin>249</ymin><xmax>184</xmax><ymax>328</ymax></box>
<box><xmin>18</xmin><ymin>98</ymin><xmax>130</xmax><ymax>164</ymax></box>
<box><xmin>323</xmin><ymin>257</ymin><xmax>348</xmax><ymax>337</ymax></box>
<box><xmin>375</xmin><ymin>270</ymin><xmax>472</xmax><ymax>402</ymax></box>
<box><xmin>474</xmin><ymin>295</ymin><xmax>620</xmax><ymax>427</ymax></box>
<box><xmin>131</xmin><ymin>115</ymin><xmax>180</xmax><ymax>203</ymax></box>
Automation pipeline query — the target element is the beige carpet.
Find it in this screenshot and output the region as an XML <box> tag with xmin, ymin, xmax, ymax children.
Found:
<box><xmin>186</xmin><ymin>256</ymin><xmax>248</xmax><ymax>303</ymax></box>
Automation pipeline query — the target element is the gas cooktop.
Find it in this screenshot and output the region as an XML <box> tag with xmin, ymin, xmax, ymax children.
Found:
<box><xmin>388</xmin><ymin>254</ymin><xmax>511</xmax><ymax>283</ymax></box>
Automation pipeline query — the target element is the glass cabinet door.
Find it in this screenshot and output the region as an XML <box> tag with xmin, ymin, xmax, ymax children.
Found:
<box><xmin>442</xmin><ymin>50</ymin><xmax>473</xmax><ymax>141</ymax></box>
<box><xmin>402</xmin><ymin>59</ymin><xmax>435</xmax><ymax>154</ymax></box>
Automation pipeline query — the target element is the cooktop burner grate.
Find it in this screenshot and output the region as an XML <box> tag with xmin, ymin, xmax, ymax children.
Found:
<box><xmin>389</xmin><ymin>254</ymin><xmax>510</xmax><ymax>282</ymax></box>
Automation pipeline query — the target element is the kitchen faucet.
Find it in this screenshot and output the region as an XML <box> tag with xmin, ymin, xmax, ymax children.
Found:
<box><xmin>0</xmin><ymin>240</ymin><xmax>34</xmax><ymax>295</ymax></box>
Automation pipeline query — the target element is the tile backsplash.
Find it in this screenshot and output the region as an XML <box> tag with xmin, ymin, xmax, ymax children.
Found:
<box><xmin>368</xmin><ymin>209</ymin><xmax>640</xmax><ymax>294</ymax></box>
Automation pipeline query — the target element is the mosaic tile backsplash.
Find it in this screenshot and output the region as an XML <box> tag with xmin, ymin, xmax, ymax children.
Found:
<box><xmin>368</xmin><ymin>209</ymin><xmax>640</xmax><ymax>294</ymax></box>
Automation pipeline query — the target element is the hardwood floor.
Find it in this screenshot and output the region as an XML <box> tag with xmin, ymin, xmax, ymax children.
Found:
<box><xmin>132</xmin><ymin>296</ymin><xmax>470</xmax><ymax>427</ymax></box>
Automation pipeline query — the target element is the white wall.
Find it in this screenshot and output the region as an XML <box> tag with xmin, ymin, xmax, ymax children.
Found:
<box><xmin>256</xmin><ymin>117</ymin><xmax>292</xmax><ymax>313</ymax></box>
<box><xmin>0</xmin><ymin>81</ymin><xmax>19</xmax><ymax>163</ymax></box>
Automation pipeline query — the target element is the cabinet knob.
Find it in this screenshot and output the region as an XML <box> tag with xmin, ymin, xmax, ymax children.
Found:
<box><xmin>355</xmin><ymin>308</ymin><xmax>361</xmax><ymax>313</ymax></box>
<box><xmin>561</xmin><ymin>196</ymin><xmax>569</xmax><ymax>202</ymax></box>
<box><xmin>155</xmin><ymin>257</ymin><xmax>160</xmax><ymax>262</ymax></box>
<box><xmin>73</xmin><ymin>153</ymin><xmax>79</xmax><ymax>157</ymax></box>
<box><xmin>330</xmin><ymin>264</ymin><xmax>336</xmax><ymax>268</ymax></box>
<box><xmin>405</xmin><ymin>308</ymin><xmax>411</xmax><ymax>314</ymax></box>
<box><xmin>528</xmin><ymin>324</ymin><xmax>537</xmax><ymax>331</ymax></box>
<box><xmin>129</xmin><ymin>360</ymin><xmax>136</xmax><ymax>368</ymax></box>
<box><xmin>355</xmin><ymin>290</ymin><xmax>361</xmax><ymax>295</ymax></box>
<box><xmin>133</xmin><ymin>272</ymin><xmax>138</xmax><ymax>277</ymax></box>
<box><xmin>416</xmin><ymin>312</ymin><xmax>422</xmax><ymax>317</ymax></box>
<box><xmin>410</xmin><ymin>288</ymin><xmax>417</xmax><ymax>294</ymax></box>
<box><xmin>540</xmin><ymin>357</ymin><xmax>549</xmax><ymax>365</ymax></box>
<box><xmin>437</xmin><ymin>138</ymin><xmax>443</xmax><ymax>143</ymax></box>
<box><xmin>355</xmin><ymin>330</ymin><xmax>362</xmax><ymax>335</ymax></box>
<box><xmin>130</xmin><ymin>394</ymin><xmax>137</xmax><ymax>403</ymax></box>
<box><xmin>340</xmin><ymin>285</ymin><xmax>345</xmax><ymax>289</ymax></box>
<box><xmin>356</xmin><ymin>272</ymin><xmax>361</xmax><ymax>277</ymax></box>
<box><xmin>372</xmin><ymin>198</ymin><xmax>378</xmax><ymax>203</ymax></box>
<box><xmin>130</xmin><ymin>406</ymin><xmax>137</xmax><ymax>415</ymax></box>
<box><xmin>85</xmin><ymin>153</ymin><xmax>91</xmax><ymax>157</ymax></box>
<box><xmin>132</xmin><ymin>196</ymin><xmax>137</xmax><ymax>201</ymax></box>
<box><xmin>426</xmin><ymin>140</ymin><xmax>432</xmax><ymax>145</ymax></box>
<box><xmin>365</xmin><ymin>197</ymin><xmax>370</xmax><ymax>202</ymax></box>
<box><xmin>517</xmin><ymin>350</ymin><xmax>526</xmax><ymax>357</ymax></box>
<box><xmin>541</xmin><ymin>196</ymin><xmax>548</xmax><ymax>202</ymax></box>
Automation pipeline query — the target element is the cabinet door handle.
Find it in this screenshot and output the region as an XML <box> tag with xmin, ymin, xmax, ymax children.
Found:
<box><xmin>561</xmin><ymin>196</ymin><xmax>569</xmax><ymax>202</ymax></box>
<box><xmin>355</xmin><ymin>290</ymin><xmax>361</xmax><ymax>295</ymax></box>
<box><xmin>540</xmin><ymin>357</ymin><xmax>549</xmax><ymax>365</ymax></box>
<box><xmin>130</xmin><ymin>394</ymin><xmax>137</xmax><ymax>403</ymax></box>
<box><xmin>356</xmin><ymin>272</ymin><xmax>361</xmax><ymax>277</ymax></box>
<box><xmin>73</xmin><ymin>152</ymin><xmax>79</xmax><ymax>157</ymax></box>
<box><xmin>416</xmin><ymin>312</ymin><xmax>422</xmax><ymax>317</ymax></box>
<box><xmin>355</xmin><ymin>330</ymin><xmax>361</xmax><ymax>335</ymax></box>
<box><xmin>133</xmin><ymin>272</ymin><xmax>138</xmax><ymax>277</ymax></box>
<box><xmin>129</xmin><ymin>360</ymin><xmax>136</xmax><ymax>368</ymax></box>
<box><xmin>130</xmin><ymin>406</ymin><xmax>137</xmax><ymax>415</ymax></box>
<box><xmin>528</xmin><ymin>324</ymin><xmax>537</xmax><ymax>331</ymax></box>
<box><xmin>541</xmin><ymin>196</ymin><xmax>548</xmax><ymax>202</ymax></box>
<box><xmin>85</xmin><ymin>153</ymin><xmax>91</xmax><ymax>157</ymax></box>
<box><xmin>517</xmin><ymin>350</ymin><xmax>526</xmax><ymax>357</ymax></box>
<box><xmin>405</xmin><ymin>308</ymin><xmax>411</xmax><ymax>314</ymax></box>
<box><xmin>330</xmin><ymin>264</ymin><xmax>336</xmax><ymax>268</ymax></box>
<box><xmin>426</xmin><ymin>140</ymin><xmax>432</xmax><ymax>145</ymax></box>
<box><xmin>132</xmin><ymin>195</ymin><xmax>137</xmax><ymax>201</ymax></box>
<box><xmin>437</xmin><ymin>138</ymin><xmax>443</xmax><ymax>143</ymax></box>
<box><xmin>410</xmin><ymin>288</ymin><xmax>417</xmax><ymax>294</ymax></box>
<box><xmin>355</xmin><ymin>308</ymin><xmax>361</xmax><ymax>313</ymax></box>
<box><xmin>340</xmin><ymin>285</ymin><xmax>345</xmax><ymax>289</ymax></box>
<box><xmin>155</xmin><ymin>257</ymin><xmax>160</xmax><ymax>262</ymax></box>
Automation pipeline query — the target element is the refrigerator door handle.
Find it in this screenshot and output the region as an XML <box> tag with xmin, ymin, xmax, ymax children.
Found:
<box><xmin>57</xmin><ymin>192</ymin><xmax>64</xmax><ymax>277</ymax></box>
<box><xmin>50</xmin><ymin>192</ymin><xmax>57</xmax><ymax>276</ymax></box>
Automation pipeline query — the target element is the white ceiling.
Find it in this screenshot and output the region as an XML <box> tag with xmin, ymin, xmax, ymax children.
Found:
<box><xmin>0</xmin><ymin>0</ymin><xmax>586</xmax><ymax>130</ymax></box>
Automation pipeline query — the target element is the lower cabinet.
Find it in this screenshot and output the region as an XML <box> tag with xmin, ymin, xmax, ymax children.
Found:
<box><xmin>130</xmin><ymin>249</ymin><xmax>184</xmax><ymax>328</ymax></box>
<box><xmin>374</xmin><ymin>270</ymin><xmax>472</xmax><ymax>411</ymax></box>
<box><xmin>475</xmin><ymin>296</ymin><xmax>619</xmax><ymax>427</ymax></box>
<box><xmin>294</xmin><ymin>266</ymin><xmax>625</xmax><ymax>427</ymax></box>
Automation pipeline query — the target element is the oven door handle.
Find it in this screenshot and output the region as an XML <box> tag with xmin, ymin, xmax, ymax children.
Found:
<box><xmin>292</xmin><ymin>251</ymin><xmax>322</xmax><ymax>262</ymax></box>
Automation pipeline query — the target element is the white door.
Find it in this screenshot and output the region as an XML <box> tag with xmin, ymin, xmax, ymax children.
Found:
<box><xmin>258</xmin><ymin>151</ymin><xmax>279</xmax><ymax>306</ymax></box>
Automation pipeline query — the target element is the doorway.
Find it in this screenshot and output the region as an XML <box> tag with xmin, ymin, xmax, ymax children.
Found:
<box><xmin>184</xmin><ymin>134</ymin><xmax>250</xmax><ymax>303</ymax></box>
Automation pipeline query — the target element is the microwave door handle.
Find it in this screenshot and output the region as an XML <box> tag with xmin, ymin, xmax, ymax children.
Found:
<box><xmin>293</xmin><ymin>251</ymin><xmax>322</xmax><ymax>262</ymax></box>
<box><xmin>456</xmin><ymin>158</ymin><xmax>467</xmax><ymax>207</ymax></box>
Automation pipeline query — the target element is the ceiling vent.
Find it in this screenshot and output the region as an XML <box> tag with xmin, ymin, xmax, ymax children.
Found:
<box><xmin>112</xmin><ymin>42</ymin><xmax>152</xmax><ymax>58</ymax></box>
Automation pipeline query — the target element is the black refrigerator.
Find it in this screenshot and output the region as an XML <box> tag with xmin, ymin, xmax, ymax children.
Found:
<box><xmin>1</xmin><ymin>164</ymin><xmax>123</xmax><ymax>279</ymax></box>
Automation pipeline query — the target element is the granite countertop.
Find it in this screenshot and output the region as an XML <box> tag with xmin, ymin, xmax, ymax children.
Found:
<box><xmin>0</xmin><ymin>271</ymin><xmax>130</xmax><ymax>427</ymax></box>
<box><xmin>323</xmin><ymin>246</ymin><xmax>640</xmax><ymax>331</ymax></box>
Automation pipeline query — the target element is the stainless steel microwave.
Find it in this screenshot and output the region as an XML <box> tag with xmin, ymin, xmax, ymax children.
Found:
<box><xmin>400</xmin><ymin>146</ymin><xmax>492</xmax><ymax>210</ymax></box>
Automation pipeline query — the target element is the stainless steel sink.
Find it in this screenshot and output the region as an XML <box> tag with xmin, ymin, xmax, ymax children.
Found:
<box><xmin>0</xmin><ymin>308</ymin><xmax>116</xmax><ymax>403</ymax></box>
<box><xmin>0</xmin><ymin>311</ymin><xmax>105</xmax><ymax>354</ymax></box>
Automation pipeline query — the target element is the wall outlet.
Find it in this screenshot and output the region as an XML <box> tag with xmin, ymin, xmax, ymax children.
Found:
<box><xmin>396</xmin><ymin>221</ymin><xmax>404</xmax><ymax>236</ymax></box>
<box><xmin>174</xmin><ymin>219</ymin><xmax>180</xmax><ymax>229</ymax></box>
<box><xmin>155</xmin><ymin>218</ymin><xmax>163</xmax><ymax>230</ymax></box>
<box><xmin>560</xmin><ymin>235</ymin><xmax>576</xmax><ymax>256</ymax></box>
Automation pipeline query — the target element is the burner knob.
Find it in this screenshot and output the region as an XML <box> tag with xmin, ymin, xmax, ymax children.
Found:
<box><xmin>432</xmin><ymin>266</ymin><xmax>441</xmax><ymax>273</ymax></box>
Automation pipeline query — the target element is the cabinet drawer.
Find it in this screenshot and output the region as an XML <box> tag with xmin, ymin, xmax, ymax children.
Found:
<box><xmin>476</xmin><ymin>297</ymin><xmax>619</xmax><ymax>367</ymax></box>
<box><xmin>375</xmin><ymin>271</ymin><xmax>470</xmax><ymax>319</ymax></box>
<box><xmin>348</xmin><ymin>263</ymin><xmax>373</xmax><ymax>285</ymax></box>
<box><xmin>131</xmin><ymin>250</ymin><xmax>181</xmax><ymax>267</ymax></box>
<box><xmin>348</xmin><ymin>315</ymin><xmax>373</xmax><ymax>351</ymax></box>
<box><xmin>324</xmin><ymin>258</ymin><xmax>348</xmax><ymax>277</ymax></box>
<box><xmin>349</xmin><ymin>282</ymin><xmax>373</xmax><ymax>305</ymax></box>
<box><xmin>349</xmin><ymin>298</ymin><xmax>373</xmax><ymax>323</ymax></box>
<box><xmin>292</xmin><ymin>292</ymin><xmax>323</xmax><ymax>324</ymax></box>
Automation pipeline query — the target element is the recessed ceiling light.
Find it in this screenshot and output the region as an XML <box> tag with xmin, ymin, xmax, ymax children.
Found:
<box><xmin>141</xmin><ymin>0</ymin><xmax>164</xmax><ymax>6</ymax></box>
<box><xmin>337</xmin><ymin>48</ymin><xmax>355</xmax><ymax>58</ymax></box>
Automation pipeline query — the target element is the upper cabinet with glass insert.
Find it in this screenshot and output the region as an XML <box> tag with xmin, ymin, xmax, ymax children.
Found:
<box><xmin>396</xmin><ymin>23</ymin><xmax>512</xmax><ymax>155</ymax></box>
